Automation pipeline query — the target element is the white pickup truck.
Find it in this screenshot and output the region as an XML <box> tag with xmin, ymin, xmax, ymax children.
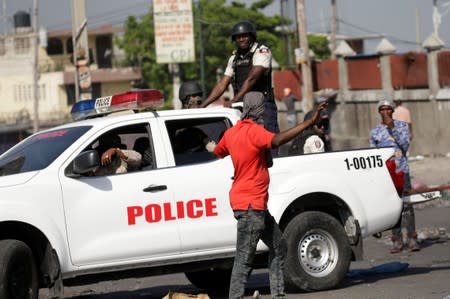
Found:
<box><xmin>0</xmin><ymin>90</ymin><xmax>403</xmax><ymax>298</ymax></box>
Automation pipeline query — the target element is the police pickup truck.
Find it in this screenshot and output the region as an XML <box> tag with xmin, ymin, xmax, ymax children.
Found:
<box><xmin>0</xmin><ymin>90</ymin><xmax>403</xmax><ymax>298</ymax></box>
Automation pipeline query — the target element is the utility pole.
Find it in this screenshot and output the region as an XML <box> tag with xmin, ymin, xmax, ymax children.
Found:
<box><xmin>32</xmin><ymin>0</ymin><xmax>39</xmax><ymax>132</ymax></box>
<box><xmin>432</xmin><ymin>0</ymin><xmax>444</xmax><ymax>39</ymax></box>
<box><xmin>71</xmin><ymin>0</ymin><xmax>91</xmax><ymax>102</ymax></box>
<box><xmin>296</xmin><ymin>0</ymin><xmax>314</xmax><ymax>112</ymax></box>
<box><xmin>170</xmin><ymin>63</ymin><xmax>182</xmax><ymax>109</ymax></box>
<box><xmin>415</xmin><ymin>7</ymin><xmax>422</xmax><ymax>51</ymax></box>
<box><xmin>195</xmin><ymin>0</ymin><xmax>205</xmax><ymax>95</ymax></box>
<box><xmin>280</xmin><ymin>0</ymin><xmax>289</xmax><ymax>66</ymax></box>
<box><xmin>1</xmin><ymin>0</ymin><xmax>6</xmax><ymax>35</ymax></box>
<box><xmin>330</xmin><ymin>0</ymin><xmax>337</xmax><ymax>58</ymax></box>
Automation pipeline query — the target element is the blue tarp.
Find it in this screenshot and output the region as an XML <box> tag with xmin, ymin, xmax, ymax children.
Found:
<box><xmin>346</xmin><ymin>262</ymin><xmax>409</xmax><ymax>278</ymax></box>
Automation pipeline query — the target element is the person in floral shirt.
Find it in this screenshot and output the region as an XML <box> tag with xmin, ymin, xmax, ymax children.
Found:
<box><xmin>370</xmin><ymin>97</ymin><xmax>420</xmax><ymax>253</ymax></box>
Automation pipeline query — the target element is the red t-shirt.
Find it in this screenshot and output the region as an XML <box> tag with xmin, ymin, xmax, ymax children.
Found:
<box><xmin>214</xmin><ymin>119</ymin><xmax>275</xmax><ymax>210</ymax></box>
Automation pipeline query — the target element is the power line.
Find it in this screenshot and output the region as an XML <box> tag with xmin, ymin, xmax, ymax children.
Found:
<box><xmin>46</xmin><ymin>1</ymin><xmax>150</xmax><ymax>30</ymax></box>
<box><xmin>85</xmin><ymin>2</ymin><xmax>151</xmax><ymax>28</ymax></box>
<box><xmin>337</xmin><ymin>17</ymin><xmax>450</xmax><ymax>47</ymax></box>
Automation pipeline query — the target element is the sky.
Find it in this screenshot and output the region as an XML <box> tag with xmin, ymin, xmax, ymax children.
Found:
<box><xmin>1</xmin><ymin>0</ymin><xmax>449</xmax><ymax>54</ymax></box>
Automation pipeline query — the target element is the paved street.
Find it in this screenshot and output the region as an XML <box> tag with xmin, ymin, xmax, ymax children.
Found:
<box><xmin>40</xmin><ymin>156</ymin><xmax>450</xmax><ymax>299</ymax></box>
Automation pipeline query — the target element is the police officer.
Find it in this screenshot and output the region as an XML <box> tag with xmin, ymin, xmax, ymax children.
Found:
<box><xmin>200</xmin><ymin>20</ymin><xmax>279</xmax><ymax>134</ymax></box>
<box><xmin>177</xmin><ymin>80</ymin><xmax>216</xmax><ymax>152</ymax></box>
<box><xmin>179</xmin><ymin>80</ymin><xmax>203</xmax><ymax>109</ymax></box>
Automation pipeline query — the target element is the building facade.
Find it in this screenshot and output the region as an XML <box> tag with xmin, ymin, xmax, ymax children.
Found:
<box><xmin>0</xmin><ymin>12</ymin><xmax>141</xmax><ymax>153</ymax></box>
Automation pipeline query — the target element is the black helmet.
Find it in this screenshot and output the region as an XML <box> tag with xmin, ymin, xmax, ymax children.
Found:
<box><xmin>231</xmin><ymin>21</ymin><xmax>257</xmax><ymax>41</ymax></box>
<box><xmin>179</xmin><ymin>81</ymin><xmax>203</xmax><ymax>104</ymax></box>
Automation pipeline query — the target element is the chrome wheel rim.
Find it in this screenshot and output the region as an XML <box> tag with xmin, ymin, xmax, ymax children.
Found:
<box><xmin>298</xmin><ymin>229</ymin><xmax>339</xmax><ymax>277</ymax></box>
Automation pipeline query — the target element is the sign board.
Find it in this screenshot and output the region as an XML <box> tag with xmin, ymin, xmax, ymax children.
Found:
<box><xmin>294</xmin><ymin>48</ymin><xmax>305</xmax><ymax>64</ymax></box>
<box><xmin>153</xmin><ymin>0</ymin><xmax>196</xmax><ymax>64</ymax></box>
<box><xmin>76</xmin><ymin>58</ymin><xmax>92</xmax><ymax>100</ymax></box>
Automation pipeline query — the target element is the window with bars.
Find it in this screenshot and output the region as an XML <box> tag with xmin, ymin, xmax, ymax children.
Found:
<box><xmin>14</xmin><ymin>37</ymin><xmax>30</xmax><ymax>54</ymax></box>
<box><xmin>14</xmin><ymin>84</ymin><xmax>46</xmax><ymax>102</ymax></box>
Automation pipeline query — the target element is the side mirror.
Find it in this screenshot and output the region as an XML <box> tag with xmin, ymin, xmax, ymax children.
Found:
<box><xmin>73</xmin><ymin>150</ymin><xmax>100</xmax><ymax>175</ymax></box>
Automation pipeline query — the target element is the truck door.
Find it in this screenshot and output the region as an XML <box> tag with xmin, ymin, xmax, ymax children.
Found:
<box><xmin>164</xmin><ymin>117</ymin><xmax>237</xmax><ymax>254</ymax></box>
<box><xmin>60</xmin><ymin>121</ymin><xmax>181</xmax><ymax>266</ymax></box>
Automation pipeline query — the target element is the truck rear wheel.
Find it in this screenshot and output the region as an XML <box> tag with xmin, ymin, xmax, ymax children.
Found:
<box><xmin>0</xmin><ymin>239</ymin><xmax>38</xmax><ymax>299</ymax></box>
<box><xmin>283</xmin><ymin>211</ymin><xmax>351</xmax><ymax>291</ymax></box>
<box><xmin>185</xmin><ymin>268</ymin><xmax>231</xmax><ymax>292</ymax></box>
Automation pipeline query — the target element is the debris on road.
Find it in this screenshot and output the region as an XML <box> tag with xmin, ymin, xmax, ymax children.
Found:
<box><xmin>346</xmin><ymin>262</ymin><xmax>409</xmax><ymax>278</ymax></box>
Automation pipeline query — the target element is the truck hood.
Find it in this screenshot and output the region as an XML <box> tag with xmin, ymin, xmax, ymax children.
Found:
<box><xmin>0</xmin><ymin>171</ymin><xmax>39</xmax><ymax>188</ymax></box>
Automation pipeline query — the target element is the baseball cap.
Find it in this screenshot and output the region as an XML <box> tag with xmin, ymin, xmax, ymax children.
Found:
<box><xmin>377</xmin><ymin>99</ymin><xmax>394</xmax><ymax>110</ymax></box>
<box><xmin>317</xmin><ymin>96</ymin><xmax>328</xmax><ymax>103</ymax></box>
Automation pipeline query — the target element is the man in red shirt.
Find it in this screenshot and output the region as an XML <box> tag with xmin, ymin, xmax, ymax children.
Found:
<box><xmin>214</xmin><ymin>92</ymin><xmax>326</xmax><ymax>299</ymax></box>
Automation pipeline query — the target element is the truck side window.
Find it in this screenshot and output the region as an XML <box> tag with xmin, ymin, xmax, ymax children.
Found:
<box><xmin>166</xmin><ymin>117</ymin><xmax>231</xmax><ymax>166</ymax></box>
<box><xmin>78</xmin><ymin>123</ymin><xmax>155</xmax><ymax>176</ymax></box>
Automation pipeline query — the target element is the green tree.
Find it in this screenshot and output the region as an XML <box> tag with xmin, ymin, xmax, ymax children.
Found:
<box><xmin>116</xmin><ymin>0</ymin><xmax>284</xmax><ymax>107</ymax></box>
<box><xmin>308</xmin><ymin>34</ymin><xmax>331</xmax><ymax>60</ymax></box>
<box><xmin>116</xmin><ymin>13</ymin><xmax>172</xmax><ymax>100</ymax></box>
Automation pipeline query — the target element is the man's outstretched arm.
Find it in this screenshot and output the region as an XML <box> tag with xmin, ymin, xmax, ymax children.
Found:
<box><xmin>272</xmin><ymin>102</ymin><xmax>328</xmax><ymax>148</ymax></box>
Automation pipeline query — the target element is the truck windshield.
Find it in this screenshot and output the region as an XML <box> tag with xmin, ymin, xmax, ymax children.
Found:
<box><xmin>0</xmin><ymin>126</ymin><xmax>91</xmax><ymax>176</ymax></box>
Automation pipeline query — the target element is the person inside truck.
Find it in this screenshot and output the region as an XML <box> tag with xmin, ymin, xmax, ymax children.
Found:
<box><xmin>93</xmin><ymin>133</ymin><xmax>142</xmax><ymax>176</ymax></box>
<box><xmin>213</xmin><ymin>91</ymin><xmax>327</xmax><ymax>299</ymax></box>
<box><xmin>176</xmin><ymin>81</ymin><xmax>217</xmax><ymax>155</ymax></box>
<box><xmin>132</xmin><ymin>137</ymin><xmax>153</xmax><ymax>170</ymax></box>
<box><xmin>370</xmin><ymin>97</ymin><xmax>420</xmax><ymax>253</ymax></box>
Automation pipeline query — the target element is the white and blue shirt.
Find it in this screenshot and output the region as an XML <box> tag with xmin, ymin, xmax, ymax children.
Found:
<box><xmin>370</xmin><ymin>120</ymin><xmax>410</xmax><ymax>173</ymax></box>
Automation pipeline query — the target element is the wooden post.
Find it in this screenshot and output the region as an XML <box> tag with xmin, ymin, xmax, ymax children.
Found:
<box><xmin>296</xmin><ymin>0</ymin><xmax>314</xmax><ymax>112</ymax></box>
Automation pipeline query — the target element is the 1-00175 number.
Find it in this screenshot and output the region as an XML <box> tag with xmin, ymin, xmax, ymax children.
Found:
<box><xmin>344</xmin><ymin>155</ymin><xmax>383</xmax><ymax>170</ymax></box>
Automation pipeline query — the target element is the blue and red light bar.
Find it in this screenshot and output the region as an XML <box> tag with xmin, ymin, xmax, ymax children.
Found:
<box><xmin>70</xmin><ymin>89</ymin><xmax>164</xmax><ymax>120</ymax></box>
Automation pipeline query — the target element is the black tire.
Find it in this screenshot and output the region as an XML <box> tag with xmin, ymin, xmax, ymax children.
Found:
<box><xmin>283</xmin><ymin>211</ymin><xmax>351</xmax><ymax>292</ymax></box>
<box><xmin>0</xmin><ymin>239</ymin><xmax>38</xmax><ymax>299</ymax></box>
<box><xmin>185</xmin><ymin>268</ymin><xmax>232</xmax><ymax>292</ymax></box>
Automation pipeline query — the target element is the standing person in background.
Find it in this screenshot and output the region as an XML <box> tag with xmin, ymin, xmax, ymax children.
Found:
<box><xmin>303</xmin><ymin>96</ymin><xmax>331</xmax><ymax>151</ymax></box>
<box><xmin>214</xmin><ymin>92</ymin><xmax>327</xmax><ymax>299</ymax></box>
<box><xmin>370</xmin><ymin>98</ymin><xmax>420</xmax><ymax>253</ymax></box>
<box><xmin>200</xmin><ymin>20</ymin><xmax>279</xmax><ymax>135</ymax></box>
<box><xmin>393</xmin><ymin>99</ymin><xmax>413</xmax><ymax>141</ymax></box>
<box><xmin>282</xmin><ymin>88</ymin><xmax>298</xmax><ymax>129</ymax></box>
<box><xmin>288</xmin><ymin>95</ymin><xmax>330</xmax><ymax>155</ymax></box>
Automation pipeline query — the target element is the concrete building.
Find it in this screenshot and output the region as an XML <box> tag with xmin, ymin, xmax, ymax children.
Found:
<box><xmin>0</xmin><ymin>11</ymin><xmax>141</xmax><ymax>153</ymax></box>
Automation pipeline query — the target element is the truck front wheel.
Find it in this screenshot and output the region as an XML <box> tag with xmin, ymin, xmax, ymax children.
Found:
<box><xmin>0</xmin><ymin>239</ymin><xmax>38</xmax><ymax>299</ymax></box>
<box><xmin>283</xmin><ymin>211</ymin><xmax>351</xmax><ymax>292</ymax></box>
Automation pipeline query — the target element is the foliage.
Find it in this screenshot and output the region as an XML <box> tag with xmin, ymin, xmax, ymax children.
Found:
<box><xmin>115</xmin><ymin>13</ymin><xmax>172</xmax><ymax>101</ymax></box>
<box><xmin>308</xmin><ymin>34</ymin><xmax>331</xmax><ymax>60</ymax></box>
<box><xmin>115</xmin><ymin>0</ymin><xmax>285</xmax><ymax>106</ymax></box>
